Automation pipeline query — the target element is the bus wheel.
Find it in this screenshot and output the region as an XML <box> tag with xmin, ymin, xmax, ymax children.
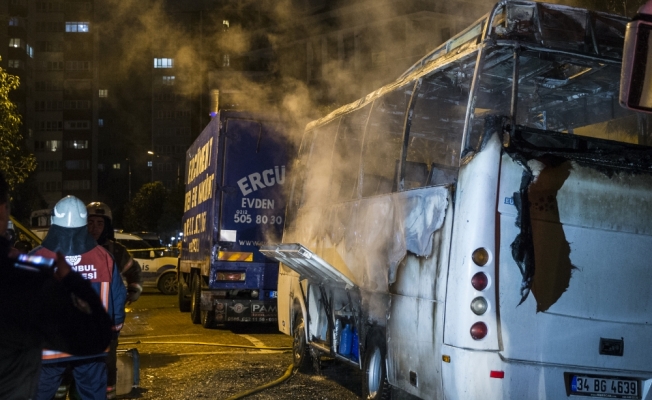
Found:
<box><xmin>190</xmin><ymin>274</ymin><xmax>201</xmax><ymax>324</ymax></box>
<box><xmin>293</xmin><ymin>315</ymin><xmax>313</xmax><ymax>374</ymax></box>
<box><xmin>178</xmin><ymin>275</ymin><xmax>191</xmax><ymax>312</ymax></box>
<box><xmin>362</xmin><ymin>331</ymin><xmax>391</xmax><ymax>400</ymax></box>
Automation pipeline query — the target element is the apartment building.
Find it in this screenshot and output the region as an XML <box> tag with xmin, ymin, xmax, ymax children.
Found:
<box><xmin>4</xmin><ymin>0</ymin><xmax>98</xmax><ymax>207</ymax></box>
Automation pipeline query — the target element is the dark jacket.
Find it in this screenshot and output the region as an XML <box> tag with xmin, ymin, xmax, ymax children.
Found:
<box><xmin>103</xmin><ymin>239</ymin><xmax>143</xmax><ymax>288</ymax></box>
<box><xmin>0</xmin><ymin>235</ymin><xmax>112</xmax><ymax>399</ymax></box>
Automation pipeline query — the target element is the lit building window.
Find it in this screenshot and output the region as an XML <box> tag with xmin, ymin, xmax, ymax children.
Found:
<box><xmin>98</xmin><ymin>119</ymin><xmax>104</xmax><ymax>127</ymax></box>
<box><xmin>223</xmin><ymin>20</ymin><xmax>230</xmax><ymax>29</ymax></box>
<box><xmin>147</xmin><ymin>161</ymin><xmax>152</xmax><ymax>167</ymax></box>
<box><xmin>154</xmin><ymin>58</ymin><xmax>174</xmax><ymax>68</ymax></box>
<box><xmin>223</xmin><ymin>54</ymin><xmax>230</xmax><ymax>67</ymax></box>
<box><xmin>65</xmin><ymin>22</ymin><xmax>90</xmax><ymax>32</ymax></box>
<box><xmin>113</xmin><ymin>163</ymin><xmax>121</xmax><ymax>169</ymax></box>
<box><xmin>9</xmin><ymin>17</ymin><xmax>21</xmax><ymax>26</ymax></box>
<box><xmin>162</xmin><ymin>76</ymin><xmax>175</xmax><ymax>85</ymax></box>
<box><xmin>9</xmin><ymin>38</ymin><xmax>23</xmax><ymax>48</ymax></box>
<box><xmin>99</xmin><ymin>89</ymin><xmax>108</xmax><ymax>98</ymax></box>
<box><xmin>26</xmin><ymin>44</ymin><xmax>33</xmax><ymax>58</ymax></box>
<box><xmin>35</xmin><ymin>140</ymin><xmax>62</xmax><ymax>152</ymax></box>
<box><xmin>65</xmin><ymin>140</ymin><xmax>89</xmax><ymax>149</ymax></box>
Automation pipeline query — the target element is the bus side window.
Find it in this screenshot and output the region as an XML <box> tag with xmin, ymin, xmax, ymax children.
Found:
<box><xmin>301</xmin><ymin>119</ymin><xmax>340</xmax><ymax>207</ymax></box>
<box><xmin>404</xmin><ymin>60</ymin><xmax>474</xmax><ymax>188</ymax></box>
<box><xmin>361</xmin><ymin>83</ymin><xmax>414</xmax><ymax>197</ymax></box>
<box><xmin>467</xmin><ymin>48</ymin><xmax>513</xmax><ymax>151</ymax></box>
<box><xmin>285</xmin><ymin>130</ymin><xmax>314</xmax><ymax>228</ymax></box>
<box><xmin>332</xmin><ymin>104</ymin><xmax>371</xmax><ymax>202</ymax></box>
<box><xmin>400</xmin><ymin>160</ymin><xmax>429</xmax><ymax>189</ymax></box>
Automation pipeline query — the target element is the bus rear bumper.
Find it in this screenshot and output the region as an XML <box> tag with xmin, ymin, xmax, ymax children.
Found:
<box><xmin>441</xmin><ymin>344</ymin><xmax>652</xmax><ymax>400</ymax></box>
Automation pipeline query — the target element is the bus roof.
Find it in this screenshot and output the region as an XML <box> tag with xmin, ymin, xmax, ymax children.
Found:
<box><xmin>306</xmin><ymin>0</ymin><xmax>628</xmax><ymax>132</ymax></box>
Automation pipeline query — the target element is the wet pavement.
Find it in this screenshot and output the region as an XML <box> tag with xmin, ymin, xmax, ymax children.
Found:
<box><xmin>117</xmin><ymin>289</ymin><xmax>362</xmax><ymax>399</ymax></box>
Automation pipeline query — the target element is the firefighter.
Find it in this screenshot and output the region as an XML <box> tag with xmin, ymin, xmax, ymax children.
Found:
<box><xmin>86</xmin><ymin>202</ymin><xmax>143</xmax><ymax>303</ymax></box>
<box><xmin>0</xmin><ymin>174</ymin><xmax>112</xmax><ymax>399</ymax></box>
<box><xmin>30</xmin><ymin>196</ymin><xmax>126</xmax><ymax>400</ymax></box>
<box><xmin>86</xmin><ymin>201</ymin><xmax>143</xmax><ymax>399</ymax></box>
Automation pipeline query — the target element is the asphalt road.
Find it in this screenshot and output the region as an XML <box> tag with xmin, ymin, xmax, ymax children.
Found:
<box><xmin>116</xmin><ymin>289</ymin><xmax>362</xmax><ymax>399</ymax></box>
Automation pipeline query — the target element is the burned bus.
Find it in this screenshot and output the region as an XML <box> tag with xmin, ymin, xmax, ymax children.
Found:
<box><xmin>261</xmin><ymin>1</ymin><xmax>652</xmax><ymax>399</ymax></box>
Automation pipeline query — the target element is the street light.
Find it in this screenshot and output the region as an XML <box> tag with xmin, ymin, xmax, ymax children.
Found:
<box><xmin>147</xmin><ymin>150</ymin><xmax>154</xmax><ymax>182</ymax></box>
<box><xmin>147</xmin><ymin>150</ymin><xmax>182</xmax><ymax>185</ymax></box>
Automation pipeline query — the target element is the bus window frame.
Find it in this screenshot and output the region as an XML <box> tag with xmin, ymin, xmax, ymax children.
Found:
<box><xmin>359</xmin><ymin>81</ymin><xmax>418</xmax><ymax>198</ymax></box>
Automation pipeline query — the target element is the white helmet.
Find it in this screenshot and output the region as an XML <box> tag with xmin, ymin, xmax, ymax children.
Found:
<box><xmin>51</xmin><ymin>196</ymin><xmax>88</xmax><ymax>228</ymax></box>
<box><xmin>86</xmin><ymin>201</ymin><xmax>113</xmax><ymax>221</ymax></box>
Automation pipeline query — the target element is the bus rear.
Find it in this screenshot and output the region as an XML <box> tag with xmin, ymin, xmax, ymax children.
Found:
<box><xmin>442</xmin><ymin>2</ymin><xmax>652</xmax><ymax>398</ymax></box>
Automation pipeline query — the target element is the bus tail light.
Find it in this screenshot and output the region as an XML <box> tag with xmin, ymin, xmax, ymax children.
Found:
<box><xmin>471</xmin><ymin>272</ymin><xmax>488</xmax><ymax>291</ymax></box>
<box><xmin>470</xmin><ymin>297</ymin><xmax>488</xmax><ymax>315</ymax></box>
<box><xmin>470</xmin><ymin>322</ymin><xmax>487</xmax><ymax>340</ymax></box>
<box><xmin>472</xmin><ymin>248</ymin><xmax>489</xmax><ymax>266</ymax></box>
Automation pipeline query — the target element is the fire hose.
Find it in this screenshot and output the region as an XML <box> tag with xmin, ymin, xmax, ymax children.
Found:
<box><xmin>119</xmin><ymin>340</ymin><xmax>295</xmax><ymax>399</ymax></box>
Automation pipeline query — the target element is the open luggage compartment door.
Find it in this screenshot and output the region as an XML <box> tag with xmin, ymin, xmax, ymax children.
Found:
<box><xmin>260</xmin><ymin>243</ymin><xmax>355</xmax><ymax>290</ymax></box>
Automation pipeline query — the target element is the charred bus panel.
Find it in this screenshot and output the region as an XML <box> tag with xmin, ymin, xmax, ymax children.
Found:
<box><xmin>263</xmin><ymin>1</ymin><xmax>652</xmax><ymax>399</ymax></box>
<box><xmin>179</xmin><ymin>112</ymin><xmax>288</xmax><ymax>327</ymax></box>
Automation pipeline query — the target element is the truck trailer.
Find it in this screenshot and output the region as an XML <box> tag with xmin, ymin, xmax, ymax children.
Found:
<box><xmin>178</xmin><ymin>111</ymin><xmax>289</xmax><ymax>327</ymax></box>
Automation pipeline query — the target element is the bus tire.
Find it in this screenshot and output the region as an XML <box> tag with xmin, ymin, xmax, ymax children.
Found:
<box><xmin>178</xmin><ymin>275</ymin><xmax>191</xmax><ymax>312</ymax></box>
<box><xmin>293</xmin><ymin>315</ymin><xmax>313</xmax><ymax>374</ymax></box>
<box><xmin>190</xmin><ymin>274</ymin><xmax>201</xmax><ymax>324</ymax></box>
<box><xmin>362</xmin><ymin>330</ymin><xmax>391</xmax><ymax>400</ymax></box>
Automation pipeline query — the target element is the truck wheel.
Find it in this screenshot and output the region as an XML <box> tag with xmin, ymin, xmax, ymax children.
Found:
<box><xmin>201</xmin><ymin>309</ymin><xmax>215</xmax><ymax>329</ymax></box>
<box><xmin>157</xmin><ymin>272</ymin><xmax>178</xmax><ymax>295</ymax></box>
<box><xmin>293</xmin><ymin>315</ymin><xmax>313</xmax><ymax>374</ymax></box>
<box><xmin>178</xmin><ymin>277</ymin><xmax>190</xmax><ymax>312</ymax></box>
<box><xmin>190</xmin><ymin>274</ymin><xmax>201</xmax><ymax>324</ymax></box>
<box><xmin>362</xmin><ymin>330</ymin><xmax>391</xmax><ymax>400</ymax></box>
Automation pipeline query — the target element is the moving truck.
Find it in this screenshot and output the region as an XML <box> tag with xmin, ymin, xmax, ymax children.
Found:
<box><xmin>178</xmin><ymin>111</ymin><xmax>289</xmax><ymax>327</ymax></box>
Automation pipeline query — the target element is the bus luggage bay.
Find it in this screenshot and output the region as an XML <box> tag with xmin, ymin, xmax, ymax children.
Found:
<box><xmin>261</xmin><ymin>1</ymin><xmax>652</xmax><ymax>399</ymax></box>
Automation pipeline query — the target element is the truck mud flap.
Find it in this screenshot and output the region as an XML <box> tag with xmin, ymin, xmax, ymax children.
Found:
<box><xmin>260</xmin><ymin>243</ymin><xmax>356</xmax><ymax>290</ymax></box>
<box><xmin>213</xmin><ymin>299</ymin><xmax>278</xmax><ymax>323</ymax></box>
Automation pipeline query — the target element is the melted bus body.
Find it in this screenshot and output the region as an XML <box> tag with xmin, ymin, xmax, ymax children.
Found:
<box><xmin>178</xmin><ymin>111</ymin><xmax>289</xmax><ymax>327</ymax></box>
<box><xmin>262</xmin><ymin>1</ymin><xmax>652</xmax><ymax>399</ymax></box>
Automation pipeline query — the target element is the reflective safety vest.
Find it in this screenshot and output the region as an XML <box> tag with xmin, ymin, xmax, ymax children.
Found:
<box><xmin>32</xmin><ymin>245</ymin><xmax>126</xmax><ymax>362</ymax></box>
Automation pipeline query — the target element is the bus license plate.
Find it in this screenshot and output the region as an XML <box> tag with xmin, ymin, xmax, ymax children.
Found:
<box><xmin>570</xmin><ymin>374</ymin><xmax>639</xmax><ymax>398</ymax></box>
